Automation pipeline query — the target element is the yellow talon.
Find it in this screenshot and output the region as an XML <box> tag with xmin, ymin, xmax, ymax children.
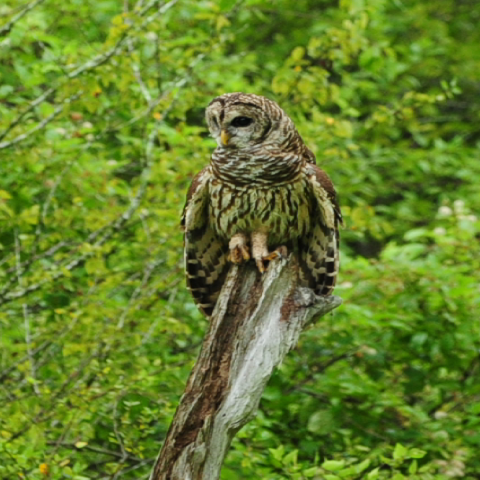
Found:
<box><xmin>263</xmin><ymin>252</ymin><xmax>280</xmax><ymax>262</ymax></box>
<box><xmin>264</xmin><ymin>246</ymin><xmax>288</xmax><ymax>262</ymax></box>
<box><xmin>229</xmin><ymin>245</ymin><xmax>250</xmax><ymax>264</ymax></box>
<box><xmin>256</xmin><ymin>259</ymin><xmax>266</xmax><ymax>274</ymax></box>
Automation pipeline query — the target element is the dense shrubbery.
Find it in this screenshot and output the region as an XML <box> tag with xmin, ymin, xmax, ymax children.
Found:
<box><xmin>1</xmin><ymin>0</ymin><xmax>479</xmax><ymax>478</ymax></box>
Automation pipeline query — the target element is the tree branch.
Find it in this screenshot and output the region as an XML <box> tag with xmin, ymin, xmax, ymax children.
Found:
<box><xmin>0</xmin><ymin>92</ymin><xmax>83</xmax><ymax>150</ymax></box>
<box><xmin>0</xmin><ymin>0</ymin><xmax>178</xmax><ymax>149</ymax></box>
<box><xmin>0</xmin><ymin>0</ymin><xmax>47</xmax><ymax>37</ymax></box>
<box><xmin>150</xmin><ymin>255</ymin><xmax>342</xmax><ymax>480</ymax></box>
<box><xmin>14</xmin><ymin>229</ymin><xmax>40</xmax><ymax>395</ymax></box>
<box><xmin>0</xmin><ymin>99</ymin><xmax>164</xmax><ymax>306</ymax></box>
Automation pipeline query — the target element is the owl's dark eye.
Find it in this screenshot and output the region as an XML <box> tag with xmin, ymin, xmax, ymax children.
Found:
<box><xmin>231</xmin><ymin>116</ymin><xmax>253</xmax><ymax>128</ymax></box>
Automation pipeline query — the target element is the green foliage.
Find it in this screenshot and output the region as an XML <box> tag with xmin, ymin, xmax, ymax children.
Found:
<box><xmin>1</xmin><ymin>0</ymin><xmax>479</xmax><ymax>478</ymax></box>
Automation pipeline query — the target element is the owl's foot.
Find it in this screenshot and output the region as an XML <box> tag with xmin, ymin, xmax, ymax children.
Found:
<box><xmin>251</xmin><ymin>231</ymin><xmax>287</xmax><ymax>274</ymax></box>
<box><xmin>256</xmin><ymin>246</ymin><xmax>288</xmax><ymax>273</ymax></box>
<box><xmin>228</xmin><ymin>245</ymin><xmax>250</xmax><ymax>263</ymax></box>
<box><xmin>254</xmin><ymin>259</ymin><xmax>264</xmax><ymax>274</ymax></box>
<box><xmin>263</xmin><ymin>245</ymin><xmax>288</xmax><ymax>262</ymax></box>
<box><xmin>228</xmin><ymin>233</ymin><xmax>250</xmax><ymax>264</ymax></box>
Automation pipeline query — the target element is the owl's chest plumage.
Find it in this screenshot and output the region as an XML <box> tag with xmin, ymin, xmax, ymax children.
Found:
<box><xmin>208</xmin><ymin>171</ymin><xmax>312</xmax><ymax>246</ymax></box>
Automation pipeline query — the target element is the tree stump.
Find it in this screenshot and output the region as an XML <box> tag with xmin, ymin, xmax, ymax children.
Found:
<box><xmin>150</xmin><ymin>255</ymin><xmax>342</xmax><ymax>480</ymax></box>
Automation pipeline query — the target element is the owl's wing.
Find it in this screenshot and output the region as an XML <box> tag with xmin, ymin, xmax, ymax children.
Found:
<box><xmin>181</xmin><ymin>167</ymin><xmax>229</xmax><ymax>317</ymax></box>
<box><xmin>298</xmin><ymin>164</ymin><xmax>342</xmax><ymax>295</ymax></box>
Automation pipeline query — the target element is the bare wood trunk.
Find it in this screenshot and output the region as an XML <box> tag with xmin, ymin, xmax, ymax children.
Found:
<box><xmin>150</xmin><ymin>255</ymin><xmax>342</xmax><ymax>480</ymax></box>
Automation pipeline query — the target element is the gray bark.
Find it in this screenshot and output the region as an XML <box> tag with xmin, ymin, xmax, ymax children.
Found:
<box><xmin>150</xmin><ymin>255</ymin><xmax>342</xmax><ymax>480</ymax></box>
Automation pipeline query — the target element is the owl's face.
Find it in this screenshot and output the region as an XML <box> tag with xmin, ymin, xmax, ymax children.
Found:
<box><xmin>206</xmin><ymin>93</ymin><xmax>292</xmax><ymax>150</ymax></box>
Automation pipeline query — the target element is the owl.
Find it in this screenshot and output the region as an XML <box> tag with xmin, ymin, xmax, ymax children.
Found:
<box><xmin>181</xmin><ymin>93</ymin><xmax>342</xmax><ymax>317</ymax></box>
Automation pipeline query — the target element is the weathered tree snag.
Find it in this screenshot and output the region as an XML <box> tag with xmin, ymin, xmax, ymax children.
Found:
<box><xmin>150</xmin><ymin>255</ymin><xmax>342</xmax><ymax>480</ymax></box>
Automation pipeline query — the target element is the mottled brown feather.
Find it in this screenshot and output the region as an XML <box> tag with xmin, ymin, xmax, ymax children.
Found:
<box><xmin>312</xmin><ymin>165</ymin><xmax>343</xmax><ymax>226</ymax></box>
<box><xmin>298</xmin><ymin>162</ymin><xmax>341</xmax><ymax>295</ymax></box>
<box><xmin>182</xmin><ymin>167</ymin><xmax>230</xmax><ymax>316</ymax></box>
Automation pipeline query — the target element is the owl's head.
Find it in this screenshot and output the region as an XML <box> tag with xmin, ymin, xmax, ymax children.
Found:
<box><xmin>205</xmin><ymin>92</ymin><xmax>297</xmax><ymax>150</ymax></box>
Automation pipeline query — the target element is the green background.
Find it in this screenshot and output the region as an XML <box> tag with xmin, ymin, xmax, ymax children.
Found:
<box><xmin>1</xmin><ymin>0</ymin><xmax>480</xmax><ymax>478</ymax></box>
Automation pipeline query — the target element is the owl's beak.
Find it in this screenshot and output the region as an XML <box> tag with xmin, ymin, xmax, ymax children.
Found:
<box><xmin>220</xmin><ymin>130</ymin><xmax>231</xmax><ymax>146</ymax></box>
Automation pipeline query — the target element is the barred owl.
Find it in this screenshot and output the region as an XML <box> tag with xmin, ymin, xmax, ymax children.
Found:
<box><xmin>181</xmin><ymin>93</ymin><xmax>342</xmax><ymax>316</ymax></box>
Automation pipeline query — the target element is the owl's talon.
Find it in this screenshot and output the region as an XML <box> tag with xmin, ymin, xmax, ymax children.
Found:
<box><xmin>228</xmin><ymin>233</ymin><xmax>250</xmax><ymax>264</ymax></box>
<box><xmin>263</xmin><ymin>246</ymin><xmax>288</xmax><ymax>262</ymax></box>
<box><xmin>256</xmin><ymin>259</ymin><xmax>266</xmax><ymax>274</ymax></box>
<box><xmin>255</xmin><ymin>247</ymin><xmax>288</xmax><ymax>273</ymax></box>
<box><xmin>228</xmin><ymin>245</ymin><xmax>250</xmax><ymax>264</ymax></box>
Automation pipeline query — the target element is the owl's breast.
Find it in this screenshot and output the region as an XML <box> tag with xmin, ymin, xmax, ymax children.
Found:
<box><xmin>209</xmin><ymin>176</ymin><xmax>312</xmax><ymax>245</ymax></box>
